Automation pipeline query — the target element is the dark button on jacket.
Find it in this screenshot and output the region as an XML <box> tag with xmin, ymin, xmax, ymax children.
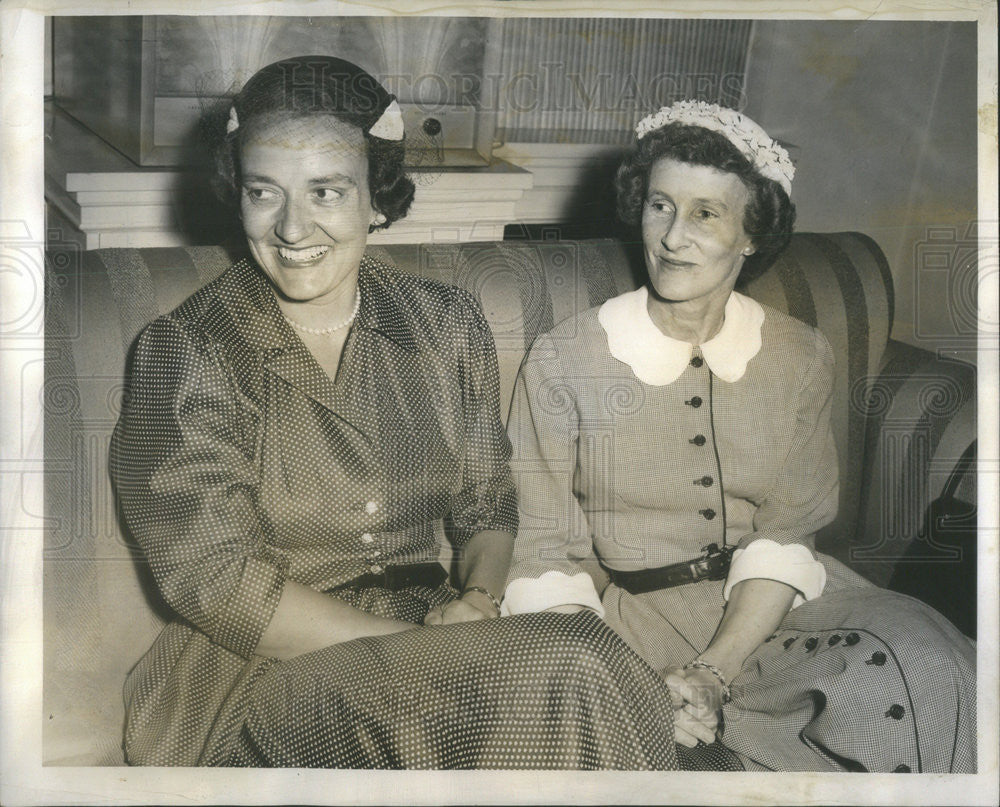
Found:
<box><xmin>886</xmin><ymin>704</ymin><xmax>906</xmax><ymax>720</ymax></box>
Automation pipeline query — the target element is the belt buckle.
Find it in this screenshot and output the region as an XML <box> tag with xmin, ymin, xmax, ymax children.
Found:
<box><xmin>693</xmin><ymin>543</ymin><xmax>734</xmax><ymax>581</ymax></box>
<box><xmin>382</xmin><ymin>565</ymin><xmax>401</xmax><ymax>589</ymax></box>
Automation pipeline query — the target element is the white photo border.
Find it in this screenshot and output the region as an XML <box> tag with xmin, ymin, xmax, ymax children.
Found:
<box><xmin>2</xmin><ymin>1</ymin><xmax>997</xmax><ymax>805</ymax></box>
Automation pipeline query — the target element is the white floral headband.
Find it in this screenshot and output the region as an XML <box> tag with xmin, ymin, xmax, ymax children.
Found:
<box><xmin>225</xmin><ymin>98</ymin><xmax>404</xmax><ymax>141</ymax></box>
<box><xmin>635</xmin><ymin>100</ymin><xmax>794</xmax><ymax>195</ymax></box>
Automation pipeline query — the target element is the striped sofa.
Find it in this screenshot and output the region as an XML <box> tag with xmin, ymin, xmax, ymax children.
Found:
<box><xmin>43</xmin><ymin>234</ymin><xmax>977</xmax><ymax>765</ymax></box>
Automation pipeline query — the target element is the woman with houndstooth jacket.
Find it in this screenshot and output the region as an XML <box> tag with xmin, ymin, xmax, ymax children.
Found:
<box><xmin>503</xmin><ymin>101</ymin><xmax>977</xmax><ymax>772</ymax></box>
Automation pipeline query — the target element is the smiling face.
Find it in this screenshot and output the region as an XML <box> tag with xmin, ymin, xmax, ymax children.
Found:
<box><xmin>642</xmin><ymin>158</ymin><xmax>755</xmax><ymax>308</ymax></box>
<box><xmin>239</xmin><ymin>114</ymin><xmax>378</xmax><ymax>304</ymax></box>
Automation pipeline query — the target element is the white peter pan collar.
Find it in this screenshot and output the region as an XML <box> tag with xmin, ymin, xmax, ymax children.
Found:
<box><xmin>598</xmin><ymin>286</ymin><xmax>765</xmax><ymax>385</ymax></box>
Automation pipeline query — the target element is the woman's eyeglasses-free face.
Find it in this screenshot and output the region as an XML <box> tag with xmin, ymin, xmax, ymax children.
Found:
<box><xmin>641</xmin><ymin>158</ymin><xmax>755</xmax><ymax>308</ymax></box>
<box><xmin>239</xmin><ymin>115</ymin><xmax>379</xmax><ymax>305</ymax></box>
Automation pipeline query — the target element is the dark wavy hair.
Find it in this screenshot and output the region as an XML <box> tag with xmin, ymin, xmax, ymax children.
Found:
<box><xmin>212</xmin><ymin>56</ymin><xmax>414</xmax><ymax>232</ymax></box>
<box><xmin>615</xmin><ymin>122</ymin><xmax>796</xmax><ymax>284</ymax></box>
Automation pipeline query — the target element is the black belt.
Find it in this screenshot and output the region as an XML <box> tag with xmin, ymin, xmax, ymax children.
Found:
<box><xmin>339</xmin><ymin>562</ymin><xmax>449</xmax><ymax>592</ymax></box>
<box><xmin>604</xmin><ymin>543</ymin><xmax>735</xmax><ymax>595</ymax></box>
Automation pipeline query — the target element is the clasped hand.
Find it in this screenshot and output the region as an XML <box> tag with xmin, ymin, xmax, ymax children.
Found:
<box><xmin>423</xmin><ymin>596</ymin><xmax>495</xmax><ymax>625</ymax></box>
<box><xmin>661</xmin><ymin>665</ymin><xmax>726</xmax><ymax>748</ymax></box>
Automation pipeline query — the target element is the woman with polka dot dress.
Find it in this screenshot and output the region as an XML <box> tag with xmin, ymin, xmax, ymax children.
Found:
<box><xmin>109</xmin><ymin>56</ymin><xmax>682</xmax><ymax>769</ymax></box>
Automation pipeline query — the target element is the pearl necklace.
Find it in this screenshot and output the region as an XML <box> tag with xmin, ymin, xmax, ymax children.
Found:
<box><xmin>283</xmin><ymin>289</ymin><xmax>361</xmax><ymax>335</ymax></box>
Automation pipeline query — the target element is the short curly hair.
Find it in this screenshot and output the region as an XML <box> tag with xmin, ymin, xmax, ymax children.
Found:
<box><xmin>615</xmin><ymin>122</ymin><xmax>796</xmax><ymax>284</ymax></box>
<box><xmin>212</xmin><ymin>56</ymin><xmax>414</xmax><ymax>232</ymax></box>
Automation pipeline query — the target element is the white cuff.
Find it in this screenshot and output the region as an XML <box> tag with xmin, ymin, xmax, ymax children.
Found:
<box><xmin>502</xmin><ymin>571</ymin><xmax>605</xmax><ymax>618</ymax></box>
<box><xmin>723</xmin><ymin>539</ymin><xmax>826</xmax><ymax>609</ymax></box>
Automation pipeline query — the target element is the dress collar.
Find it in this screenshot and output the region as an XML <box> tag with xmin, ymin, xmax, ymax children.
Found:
<box><xmin>221</xmin><ymin>253</ymin><xmax>419</xmax><ymax>355</ymax></box>
<box><xmin>353</xmin><ymin>255</ymin><xmax>419</xmax><ymax>353</ymax></box>
<box><xmin>597</xmin><ymin>285</ymin><xmax>764</xmax><ymax>386</ymax></box>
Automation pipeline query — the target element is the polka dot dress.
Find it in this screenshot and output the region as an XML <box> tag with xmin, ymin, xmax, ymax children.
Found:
<box><xmin>109</xmin><ymin>257</ymin><xmax>688</xmax><ymax>769</ymax></box>
<box><xmin>233</xmin><ymin>609</ymin><xmax>681</xmax><ymax>769</ymax></box>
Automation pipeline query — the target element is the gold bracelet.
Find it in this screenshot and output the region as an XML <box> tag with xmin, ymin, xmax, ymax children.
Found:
<box><xmin>462</xmin><ymin>585</ymin><xmax>502</xmax><ymax>616</ymax></box>
<box><xmin>683</xmin><ymin>658</ymin><xmax>732</xmax><ymax>704</ymax></box>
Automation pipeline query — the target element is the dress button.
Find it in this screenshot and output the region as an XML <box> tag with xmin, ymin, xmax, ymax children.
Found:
<box><xmin>365</xmin><ymin>500</ymin><xmax>379</xmax><ymax>515</ymax></box>
<box><xmin>866</xmin><ymin>651</ymin><xmax>887</xmax><ymax>666</ymax></box>
<box><xmin>686</xmin><ymin>396</ymin><xmax>703</xmax><ymax>408</ymax></box>
<box><xmin>804</xmin><ymin>637</ymin><xmax>818</xmax><ymax>651</ymax></box>
<box><xmin>372</xmin><ymin>550</ymin><xmax>382</xmax><ymax>558</ymax></box>
<box><xmin>370</xmin><ymin>564</ymin><xmax>384</xmax><ymax>574</ymax></box>
<box><xmin>697</xmin><ymin>475</ymin><xmax>714</xmax><ymax>487</ymax></box>
<box><xmin>690</xmin><ymin>356</ymin><xmax>704</xmax><ymax>368</ymax></box>
<box><xmin>690</xmin><ymin>434</ymin><xmax>707</xmax><ymax>446</ymax></box>
<box><xmin>893</xmin><ymin>764</ymin><xmax>911</xmax><ymax>773</ymax></box>
<box><xmin>845</xmin><ymin>632</ymin><xmax>860</xmax><ymax>645</ymax></box>
<box><xmin>361</xmin><ymin>533</ymin><xmax>374</xmax><ymax>544</ymax></box>
<box><xmin>885</xmin><ymin>704</ymin><xmax>905</xmax><ymax>720</ymax></box>
<box><xmin>783</xmin><ymin>637</ymin><xmax>796</xmax><ymax>649</ymax></box>
<box><xmin>828</xmin><ymin>634</ymin><xmax>842</xmax><ymax>646</ymax></box>
<box><xmin>700</xmin><ymin>508</ymin><xmax>716</xmax><ymax>520</ymax></box>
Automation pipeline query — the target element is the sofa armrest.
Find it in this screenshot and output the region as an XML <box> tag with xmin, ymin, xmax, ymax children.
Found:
<box><xmin>847</xmin><ymin>338</ymin><xmax>976</xmax><ymax>634</ymax></box>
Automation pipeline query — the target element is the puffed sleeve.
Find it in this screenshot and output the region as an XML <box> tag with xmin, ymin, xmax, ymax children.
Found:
<box><xmin>503</xmin><ymin>333</ymin><xmax>605</xmax><ymax>616</ymax></box>
<box><xmin>445</xmin><ymin>291</ymin><xmax>518</xmax><ymax>546</ymax></box>
<box><xmin>109</xmin><ymin>317</ymin><xmax>287</xmax><ymax>659</ymax></box>
<box><xmin>724</xmin><ymin>328</ymin><xmax>837</xmax><ymax>606</ymax></box>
